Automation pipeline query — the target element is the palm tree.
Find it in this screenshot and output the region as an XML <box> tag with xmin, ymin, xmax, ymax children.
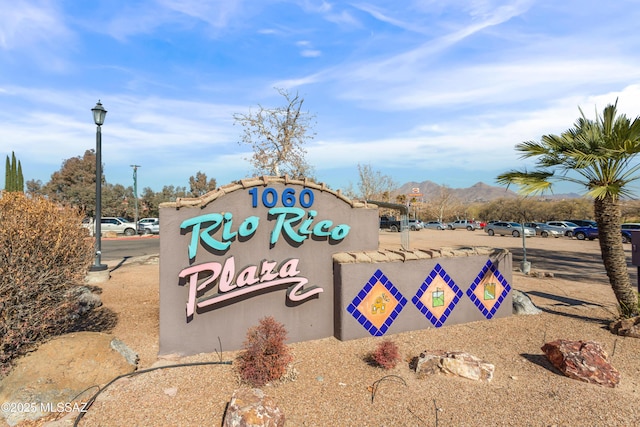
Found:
<box><xmin>497</xmin><ymin>100</ymin><xmax>640</xmax><ymax>318</ymax></box>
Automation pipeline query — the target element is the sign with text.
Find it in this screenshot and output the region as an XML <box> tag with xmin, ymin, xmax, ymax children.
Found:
<box><xmin>159</xmin><ymin>177</ymin><xmax>378</xmax><ymax>355</ymax></box>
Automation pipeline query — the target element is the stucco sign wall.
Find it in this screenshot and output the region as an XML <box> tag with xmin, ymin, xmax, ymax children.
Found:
<box><xmin>159</xmin><ymin>177</ymin><xmax>379</xmax><ymax>355</ymax></box>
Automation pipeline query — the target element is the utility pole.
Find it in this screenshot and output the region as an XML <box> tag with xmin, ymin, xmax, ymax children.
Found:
<box><xmin>130</xmin><ymin>165</ymin><xmax>141</xmax><ymax>227</ymax></box>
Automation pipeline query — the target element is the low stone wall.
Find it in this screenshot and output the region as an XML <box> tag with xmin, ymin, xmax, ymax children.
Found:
<box><xmin>333</xmin><ymin>247</ymin><xmax>512</xmax><ymax>340</ymax></box>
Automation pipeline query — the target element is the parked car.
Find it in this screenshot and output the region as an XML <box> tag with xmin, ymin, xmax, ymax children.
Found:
<box><xmin>379</xmin><ymin>216</ymin><xmax>403</xmax><ymax>232</ymax></box>
<box><xmin>545</xmin><ymin>221</ymin><xmax>579</xmax><ymax>237</ymax></box>
<box><xmin>423</xmin><ymin>221</ymin><xmax>447</xmax><ymax>230</ymax></box>
<box><xmin>565</xmin><ymin>219</ymin><xmax>597</xmax><ymax>228</ymax></box>
<box><xmin>447</xmin><ymin>220</ymin><xmax>481</xmax><ymax>231</ymax></box>
<box><xmin>484</xmin><ymin>221</ymin><xmax>536</xmax><ymax>237</ymax></box>
<box><xmin>573</xmin><ymin>226</ymin><xmax>633</xmax><ymax>243</ymax></box>
<box><xmin>99</xmin><ymin>217</ymin><xmax>138</xmax><ymax>236</ymax></box>
<box><xmin>621</xmin><ymin>224</ymin><xmax>640</xmax><ymax>243</ymax></box>
<box><xmin>139</xmin><ymin>219</ymin><xmax>160</xmax><ymax>235</ymax></box>
<box><xmin>523</xmin><ymin>222</ymin><xmax>561</xmax><ymax>238</ymax></box>
<box><xmin>138</xmin><ymin>217</ymin><xmax>159</xmax><ymax>226</ymax></box>
<box><xmin>572</xmin><ymin>226</ymin><xmax>599</xmax><ymax>241</ymax></box>
<box><xmin>621</xmin><ymin>223</ymin><xmax>640</xmax><ymax>231</ymax></box>
<box><xmin>408</xmin><ymin>219</ymin><xmax>423</xmax><ymax>231</ymax></box>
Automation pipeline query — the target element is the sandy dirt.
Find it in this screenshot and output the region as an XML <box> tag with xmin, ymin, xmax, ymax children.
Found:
<box><xmin>17</xmin><ymin>230</ymin><xmax>640</xmax><ymax>426</ymax></box>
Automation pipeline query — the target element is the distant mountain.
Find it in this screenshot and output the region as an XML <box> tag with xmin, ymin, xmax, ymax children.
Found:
<box><xmin>395</xmin><ymin>181</ymin><xmax>580</xmax><ymax>203</ymax></box>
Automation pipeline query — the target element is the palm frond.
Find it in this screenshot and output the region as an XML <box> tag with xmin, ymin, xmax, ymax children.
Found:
<box><xmin>498</xmin><ymin>100</ymin><xmax>640</xmax><ymax>202</ymax></box>
<box><xmin>496</xmin><ymin>170</ymin><xmax>554</xmax><ymax>195</ymax></box>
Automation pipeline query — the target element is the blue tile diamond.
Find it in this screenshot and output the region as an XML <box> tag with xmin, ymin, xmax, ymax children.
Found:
<box><xmin>412</xmin><ymin>263</ymin><xmax>463</xmax><ymax>328</ymax></box>
<box><xmin>347</xmin><ymin>269</ymin><xmax>407</xmax><ymax>336</ymax></box>
<box><xmin>466</xmin><ymin>259</ymin><xmax>511</xmax><ymax>319</ymax></box>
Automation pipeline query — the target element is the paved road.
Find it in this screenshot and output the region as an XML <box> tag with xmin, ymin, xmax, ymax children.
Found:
<box><xmin>97</xmin><ymin>230</ymin><xmax>640</xmax><ymax>291</ymax></box>
<box><xmin>379</xmin><ymin>229</ymin><xmax>640</xmax><ymax>289</ymax></box>
<box><xmin>100</xmin><ymin>236</ymin><xmax>159</xmax><ymax>264</ymax></box>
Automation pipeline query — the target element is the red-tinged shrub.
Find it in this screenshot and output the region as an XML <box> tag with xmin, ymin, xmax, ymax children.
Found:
<box><xmin>370</xmin><ymin>340</ymin><xmax>400</xmax><ymax>369</ymax></box>
<box><xmin>235</xmin><ymin>316</ymin><xmax>293</xmax><ymax>387</ymax></box>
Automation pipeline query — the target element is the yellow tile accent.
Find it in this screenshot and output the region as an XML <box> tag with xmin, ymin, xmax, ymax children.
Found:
<box><xmin>474</xmin><ymin>271</ymin><xmax>504</xmax><ymax>311</ymax></box>
<box><xmin>419</xmin><ymin>275</ymin><xmax>457</xmax><ymax>319</ymax></box>
<box><xmin>356</xmin><ymin>281</ymin><xmax>398</xmax><ymax>329</ymax></box>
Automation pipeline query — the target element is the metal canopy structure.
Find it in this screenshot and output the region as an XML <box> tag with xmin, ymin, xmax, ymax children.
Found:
<box><xmin>367</xmin><ymin>200</ymin><xmax>410</xmax><ymax>250</ymax></box>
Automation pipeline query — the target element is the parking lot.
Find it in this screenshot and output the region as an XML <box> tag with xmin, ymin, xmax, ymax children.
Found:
<box><xmin>378</xmin><ymin>228</ymin><xmax>639</xmax><ymax>289</ymax></box>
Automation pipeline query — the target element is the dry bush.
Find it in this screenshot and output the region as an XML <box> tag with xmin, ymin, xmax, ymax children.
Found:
<box><xmin>369</xmin><ymin>340</ymin><xmax>401</xmax><ymax>369</ymax></box>
<box><xmin>235</xmin><ymin>316</ymin><xmax>294</xmax><ymax>387</ymax></box>
<box><xmin>0</xmin><ymin>192</ymin><xmax>95</xmax><ymax>376</ymax></box>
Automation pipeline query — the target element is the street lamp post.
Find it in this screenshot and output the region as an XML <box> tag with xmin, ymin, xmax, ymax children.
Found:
<box><xmin>89</xmin><ymin>100</ymin><xmax>108</xmax><ymax>273</ymax></box>
<box><xmin>130</xmin><ymin>164</ymin><xmax>141</xmax><ymax>227</ymax></box>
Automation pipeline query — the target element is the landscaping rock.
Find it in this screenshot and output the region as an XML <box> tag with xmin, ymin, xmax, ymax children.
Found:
<box><xmin>223</xmin><ymin>388</ymin><xmax>285</xmax><ymax>427</ymax></box>
<box><xmin>609</xmin><ymin>316</ymin><xmax>640</xmax><ymax>338</ymax></box>
<box><xmin>414</xmin><ymin>350</ymin><xmax>494</xmax><ymax>382</ymax></box>
<box><xmin>541</xmin><ymin>339</ymin><xmax>620</xmax><ymax>388</ymax></box>
<box><xmin>65</xmin><ymin>285</ymin><xmax>102</xmax><ymax>319</ymax></box>
<box><xmin>512</xmin><ymin>289</ymin><xmax>542</xmax><ymax>315</ymax></box>
<box><xmin>0</xmin><ymin>332</ymin><xmax>138</xmax><ymax>426</ymax></box>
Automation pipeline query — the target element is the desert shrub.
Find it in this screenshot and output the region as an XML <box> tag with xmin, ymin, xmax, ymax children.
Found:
<box><xmin>370</xmin><ymin>340</ymin><xmax>400</xmax><ymax>369</ymax></box>
<box><xmin>0</xmin><ymin>192</ymin><xmax>94</xmax><ymax>376</ymax></box>
<box><xmin>235</xmin><ymin>316</ymin><xmax>293</xmax><ymax>387</ymax></box>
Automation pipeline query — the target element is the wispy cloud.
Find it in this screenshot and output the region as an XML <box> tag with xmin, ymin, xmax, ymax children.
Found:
<box><xmin>0</xmin><ymin>0</ymin><xmax>74</xmax><ymax>70</ymax></box>
<box><xmin>1</xmin><ymin>1</ymin><xmax>640</xmax><ymax>194</ymax></box>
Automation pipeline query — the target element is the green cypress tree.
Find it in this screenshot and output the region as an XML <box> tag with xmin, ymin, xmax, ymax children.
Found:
<box><xmin>4</xmin><ymin>151</ymin><xmax>24</xmax><ymax>192</ymax></box>
<box><xmin>4</xmin><ymin>155</ymin><xmax>10</xmax><ymax>191</ymax></box>
<box><xmin>17</xmin><ymin>160</ymin><xmax>24</xmax><ymax>192</ymax></box>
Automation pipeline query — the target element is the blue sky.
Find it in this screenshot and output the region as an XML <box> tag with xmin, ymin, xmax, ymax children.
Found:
<box><xmin>2</xmin><ymin>0</ymin><xmax>640</xmax><ymax>196</ymax></box>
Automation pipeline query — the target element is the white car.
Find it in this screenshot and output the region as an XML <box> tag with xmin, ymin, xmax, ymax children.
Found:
<box><xmin>408</xmin><ymin>219</ymin><xmax>423</xmax><ymax>230</ymax></box>
<box><xmin>545</xmin><ymin>221</ymin><xmax>579</xmax><ymax>236</ymax></box>
<box><xmin>99</xmin><ymin>217</ymin><xmax>138</xmax><ymax>236</ymax></box>
<box><xmin>138</xmin><ymin>217</ymin><xmax>159</xmax><ymax>226</ymax></box>
<box><xmin>484</xmin><ymin>221</ymin><xmax>536</xmax><ymax>237</ymax></box>
<box><xmin>523</xmin><ymin>222</ymin><xmax>561</xmax><ymax>238</ymax></box>
<box><xmin>447</xmin><ymin>220</ymin><xmax>481</xmax><ymax>231</ymax></box>
<box><xmin>139</xmin><ymin>219</ymin><xmax>160</xmax><ymax>235</ymax></box>
<box><xmin>423</xmin><ymin>221</ymin><xmax>447</xmax><ymax>230</ymax></box>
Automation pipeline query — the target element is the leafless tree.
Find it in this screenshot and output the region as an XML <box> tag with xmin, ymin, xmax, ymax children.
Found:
<box><xmin>356</xmin><ymin>163</ymin><xmax>397</xmax><ymax>201</ymax></box>
<box><xmin>234</xmin><ymin>88</ymin><xmax>316</xmax><ymax>179</ymax></box>
<box><xmin>425</xmin><ymin>185</ymin><xmax>459</xmax><ymax>222</ymax></box>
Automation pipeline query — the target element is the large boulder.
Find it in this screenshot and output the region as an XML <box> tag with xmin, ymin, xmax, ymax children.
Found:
<box><xmin>609</xmin><ymin>316</ymin><xmax>640</xmax><ymax>338</ymax></box>
<box><xmin>0</xmin><ymin>332</ymin><xmax>138</xmax><ymax>426</ymax></box>
<box><xmin>223</xmin><ymin>388</ymin><xmax>285</xmax><ymax>427</ymax></box>
<box><xmin>512</xmin><ymin>289</ymin><xmax>542</xmax><ymax>315</ymax></box>
<box><xmin>541</xmin><ymin>339</ymin><xmax>620</xmax><ymax>388</ymax></box>
<box><xmin>414</xmin><ymin>350</ymin><xmax>494</xmax><ymax>382</ymax></box>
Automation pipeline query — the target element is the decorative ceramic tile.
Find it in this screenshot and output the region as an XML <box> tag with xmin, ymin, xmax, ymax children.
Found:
<box><xmin>347</xmin><ymin>269</ymin><xmax>407</xmax><ymax>336</ymax></box>
<box><xmin>466</xmin><ymin>259</ymin><xmax>511</xmax><ymax>319</ymax></box>
<box><xmin>412</xmin><ymin>263</ymin><xmax>463</xmax><ymax>328</ymax></box>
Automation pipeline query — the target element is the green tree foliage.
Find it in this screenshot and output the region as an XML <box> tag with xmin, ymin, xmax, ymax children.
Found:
<box><xmin>139</xmin><ymin>185</ymin><xmax>187</xmax><ymax>218</ymax></box>
<box><xmin>40</xmin><ymin>150</ymin><xmax>198</xmax><ymax>220</ymax></box>
<box><xmin>497</xmin><ymin>100</ymin><xmax>640</xmax><ymax>318</ymax></box>
<box><xmin>234</xmin><ymin>87</ymin><xmax>316</xmax><ymax>179</ymax></box>
<box><xmin>188</xmin><ymin>171</ymin><xmax>217</xmax><ymax>197</ymax></box>
<box><xmin>26</xmin><ymin>179</ymin><xmax>43</xmax><ymax>197</ymax></box>
<box><xmin>4</xmin><ymin>156</ymin><xmax>8</xmax><ymax>191</ymax></box>
<box><xmin>101</xmin><ymin>183</ymin><xmax>134</xmax><ymax>218</ymax></box>
<box><xmin>472</xmin><ymin>197</ymin><xmax>593</xmax><ymax>224</ymax></box>
<box><xmin>4</xmin><ymin>151</ymin><xmax>24</xmax><ymax>192</ymax></box>
<box><xmin>43</xmin><ymin>150</ymin><xmax>98</xmax><ymax>215</ymax></box>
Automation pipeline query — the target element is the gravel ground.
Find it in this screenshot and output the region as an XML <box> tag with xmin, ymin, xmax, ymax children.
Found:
<box><xmin>34</xmin><ymin>231</ymin><xmax>640</xmax><ymax>426</ymax></box>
